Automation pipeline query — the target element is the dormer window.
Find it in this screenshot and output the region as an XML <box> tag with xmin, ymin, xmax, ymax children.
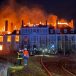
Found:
<box><xmin>56</xmin><ymin>29</ymin><xmax>60</xmax><ymax>33</ymax></box>
<box><xmin>71</xmin><ymin>29</ymin><xmax>74</xmax><ymax>33</ymax></box>
<box><xmin>64</xmin><ymin>29</ymin><xmax>67</xmax><ymax>33</ymax></box>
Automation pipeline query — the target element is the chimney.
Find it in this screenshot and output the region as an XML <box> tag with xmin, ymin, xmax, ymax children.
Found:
<box><xmin>46</xmin><ymin>20</ymin><xmax>48</xmax><ymax>26</ymax></box>
<box><xmin>11</xmin><ymin>22</ymin><xmax>13</xmax><ymax>32</ymax></box>
<box><xmin>5</xmin><ymin>20</ymin><xmax>8</xmax><ymax>31</ymax></box>
<box><xmin>21</xmin><ymin>20</ymin><xmax>24</xmax><ymax>28</ymax></box>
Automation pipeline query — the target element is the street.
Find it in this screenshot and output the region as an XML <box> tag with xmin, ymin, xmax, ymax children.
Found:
<box><xmin>42</xmin><ymin>55</ymin><xmax>76</xmax><ymax>76</ymax></box>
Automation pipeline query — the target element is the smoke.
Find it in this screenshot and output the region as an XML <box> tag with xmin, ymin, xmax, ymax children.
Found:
<box><xmin>0</xmin><ymin>0</ymin><xmax>74</xmax><ymax>31</ymax></box>
<box><xmin>0</xmin><ymin>0</ymin><xmax>47</xmax><ymax>30</ymax></box>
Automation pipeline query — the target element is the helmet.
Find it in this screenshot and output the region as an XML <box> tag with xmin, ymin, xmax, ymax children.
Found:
<box><xmin>19</xmin><ymin>49</ymin><xmax>22</xmax><ymax>52</ymax></box>
<box><xmin>24</xmin><ymin>48</ymin><xmax>27</xmax><ymax>50</ymax></box>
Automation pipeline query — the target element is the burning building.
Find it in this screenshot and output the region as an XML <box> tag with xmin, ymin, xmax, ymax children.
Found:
<box><xmin>0</xmin><ymin>19</ymin><xmax>76</xmax><ymax>55</ymax></box>
<box><xmin>0</xmin><ymin>0</ymin><xmax>75</xmax><ymax>55</ymax></box>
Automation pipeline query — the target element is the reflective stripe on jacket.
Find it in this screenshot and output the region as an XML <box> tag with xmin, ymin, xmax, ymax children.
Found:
<box><xmin>17</xmin><ymin>52</ymin><xmax>23</xmax><ymax>60</ymax></box>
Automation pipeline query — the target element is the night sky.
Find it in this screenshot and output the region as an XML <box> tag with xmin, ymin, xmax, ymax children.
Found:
<box><xmin>0</xmin><ymin>0</ymin><xmax>76</xmax><ymax>21</ymax></box>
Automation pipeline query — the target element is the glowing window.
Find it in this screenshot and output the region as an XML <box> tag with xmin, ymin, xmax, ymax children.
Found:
<box><xmin>15</xmin><ymin>35</ymin><xmax>19</xmax><ymax>42</ymax></box>
<box><xmin>7</xmin><ymin>36</ymin><xmax>11</xmax><ymax>42</ymax></box>
<box><xmin>0</xmin><ymin>36</ymin><xmax>3</xmax><ymax>42</ymax></box>
<box><xmin>0</xmin><ymin>45</ymin><xmax>3</xmax><ymax>50</ymax></box>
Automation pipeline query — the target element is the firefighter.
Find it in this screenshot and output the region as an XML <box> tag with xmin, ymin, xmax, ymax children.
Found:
<box><xmin>17</xmin><ymin>49</ymin><xmax>23</xmax><ymax>65</ymax></box>
<box><xmin>23</xmin><ymin>48</ymin><xmax>29</xmax><ymax>66</ymax></box>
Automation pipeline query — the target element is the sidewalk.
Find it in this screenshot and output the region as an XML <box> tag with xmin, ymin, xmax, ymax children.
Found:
<box><xmin>8</xmin><ymin>56</ymin><xmax>48</xmax><ymax>76</ymax></box>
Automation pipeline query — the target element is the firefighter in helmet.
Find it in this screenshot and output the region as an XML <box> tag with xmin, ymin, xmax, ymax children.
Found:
<box><xmin>23</xmin><ymin>48</ymin><xmax>29</xmax><ymax>66</ymax></box>
<box><xmin>17</xmin><ymin>49</ymin><xmax>23</xmax><ymax>65</ymax></box>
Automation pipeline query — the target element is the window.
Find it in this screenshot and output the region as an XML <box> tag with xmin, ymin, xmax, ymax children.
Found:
<box><xmin>33</xmin><ymin>29</ymin><xmax>37</xmax><ymax>32</ymax></box>
<box><xmin>33</xmin><ymin>36</ymin><xmax>37</xmax><ymax>42</ymax></box>
<box><xmin>7</xmin><ymin>36</ymin><xmax>11</xmax><ymax>42</ymax></box>
<box><xmin>71</xmin><ymin>29</ymin><xmax>74</xmax><ymax>33</ymax></box>
<box><xmin>64</xmin><ymin>29</ymin><xmax>67</xmax><ymax>33</ymax></box>
<box><xmin>15</xmin><ymin>35</ymin><xmax>19</xmax><ymax>42</ymax></box>
<box><xmin>24</xmin><ymin>36</ymin><xmax>28</xmax><ymax>43</ymax></box>
<box><xmin>16</xmin><ymin>30</ymin><xmax>19</xmax><ymax>34</ymax></box>
<box><xmin>37</xmin><ymin>29</ymin><xmax>39</xmax><ymax>33</ymax></box>
<box><xmin>40</xmin><ymin>29</ymin><xmax>43</xmax><ymax>33</ymax></box>
<box><xmin>65</xmin><ymin>35</ymin><xmax>68</xmax><ymax>41</ymax></box>
<box><xmin>56</xmin><ymin>29</ymin><xmax>60</xmax><ymax>33</ymax></box>
<box><xmin>71</xmin><ymin>36</ymin><xmax>75</xmax><ymax>41</ymax></box>
<box><xmin>50</xmin><ymin>29</ymin><xmax>53</xmax><ymax>33</ymax></box>
<box><xmin>0</xmin><ymin>36</ymin><xmax>3</xmax><ymax>42</ymax></box>
<box><xmin>57</xmin><ymin>36</ymin><xmax>61</xmax><ymax>41</ymax></box>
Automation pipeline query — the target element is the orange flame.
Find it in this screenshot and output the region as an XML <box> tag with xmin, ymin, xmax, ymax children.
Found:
<box><xmin>0</xmin><ymin>0</ymin><xmax>74</xmax><ymax>32</ymax></box>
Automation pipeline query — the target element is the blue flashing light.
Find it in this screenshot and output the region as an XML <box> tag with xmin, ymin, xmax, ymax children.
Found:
<box><xmin>51</xmin><ymin>45</ymin><xmax>55</xmax><ymax>49</ymax></box>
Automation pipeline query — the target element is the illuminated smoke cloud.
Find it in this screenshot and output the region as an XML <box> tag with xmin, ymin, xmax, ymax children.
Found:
<box><xmin>0</xmin><ymin>0</ymin><xmax>74</xmax><ymax>31</ymax></box>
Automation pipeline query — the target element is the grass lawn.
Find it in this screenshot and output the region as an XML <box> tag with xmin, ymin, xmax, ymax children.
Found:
<box><xmin>8</xmin><ymin>56</ymin><xmax>48</xmax><ymax>76</ymax></box>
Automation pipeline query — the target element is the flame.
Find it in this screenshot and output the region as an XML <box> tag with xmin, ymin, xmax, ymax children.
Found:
<box><xmin>57</xmin><ymin>19</ymin><xmax>74</xmax><ymax>28</ymax></box>
<box><xmin>0</xmin><ymin>0</ymin><xmax>74</xmax><ymax>33</ymax></box>
<box><xmin>47</xmin><ymin>15</ymin><xmax>57</xmax><ymax>29</ymax></box>
<box><xmin>69</xmin><ymin>19</ymin><xmax>74</xmax><ymax>28</ymax></box>
<box><xmin>58</xmin><ymin>22</ymin><xmax>68</xmax><ymax>25</ymax></box>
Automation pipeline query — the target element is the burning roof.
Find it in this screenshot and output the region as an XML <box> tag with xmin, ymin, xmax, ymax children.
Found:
<box><xmin>0</xmin><ymin>0</ymin><xmax>74</xmax><ymax>33</ymax></box>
